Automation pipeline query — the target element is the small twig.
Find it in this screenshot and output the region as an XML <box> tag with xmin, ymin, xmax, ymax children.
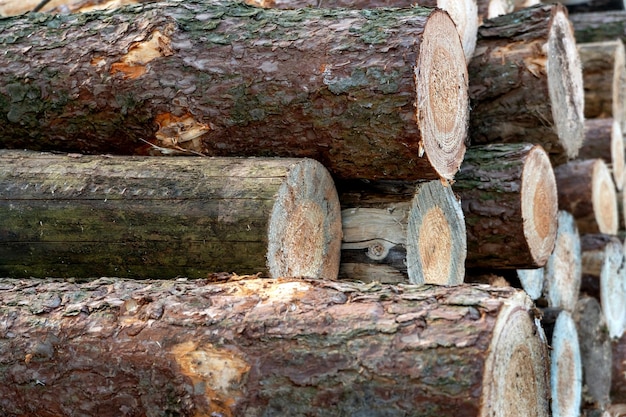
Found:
<box><xmin>31</xmin><ymin>0</ymin><xmax>53</xmax><ymax>12</ymax></box>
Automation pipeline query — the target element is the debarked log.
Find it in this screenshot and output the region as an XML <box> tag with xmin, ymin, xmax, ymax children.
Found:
<box><xmin>0</xmin><ymin>150</ymin><xmax>342</xmax><ymax>279</ymax></box>
<box><xmin>0</xmin><ymin>0</ymin><xmax>469</xmax><ymax>181</ymax></box>
<box><xmin>468</xmin><ymin>3</ymin><xmax>585</xmax><ymax>164</ymax></box>
<box><xmin>453</xmin><ymin>143</ymin><xmax>558</xmax><ymax>269</ymax></box>
<box><xmin>338</xmin><ymin>179</ymin><xmax>466</xmax><ymax>285</ymax></box>
<box><xmin>0</xmin><ymin>277</ymin><xmax>550</xmax><ymax>417</ymax></box>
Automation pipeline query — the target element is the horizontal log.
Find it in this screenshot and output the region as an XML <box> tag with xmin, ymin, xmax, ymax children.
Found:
<box><xmin>469</xmin><ymin>3</ymin><xmax>585</xmax><ymax>164</ymax></box>
<box><xmin>579</xmin><ymin>118</ymin><xmax>625</xmax><ymax>190</ymax></box>
<box><xmin>0</xmin><ymin>1</ymin><xmax>469</xmax><ymax>181</ymax></box>
<box><xmin>554</xmin><ymin>158</ymin><xmax>619</xmax><ymax>235</ymax></box>
<box><xmin>571</xmin><ymin>10</ymin><xmax>626</xmax><ymax>45</ymax></box>
<box><xmin>454</xmin><ymin>143</ymin><xmax>558</xmax><ymax>269</ymax></box>
<box><xmin>338</xmin><ymin>179</ymin><xmax>466</xmax><ymax>285</ymax></box>
<box><xmin>0</xmin><ymin>150</ymin><xmax>342</xmax><ymax>279</ymax></box>
<box><xmin>0</xmin><ymin>277</ymin><xmax>550</xmax><ymax>416</ymax></box>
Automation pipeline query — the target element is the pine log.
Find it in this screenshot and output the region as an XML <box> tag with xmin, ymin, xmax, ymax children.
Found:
<box><xmin>469</xmin><ymin>3</ymin><xmax>585</xmax><ymax>164</ymax></box>
<box><xmin>579</xmin><ymin>118</ymin><xmax>625</xmax><ymax>190</ymax></box>
<box><xmin>578</xmin><ymin>40</ymin><xmax>626</xmax><ymax>131</ymax></box>
<box><xmin>0</xmin><ymin>277</ymin><xmax>551</xmax><ymax>417</ymax></box>
<box><xmin>0</xmin><ymin>1</ymin><xmax>469</xmax><ymax>182</ymax></box>
<box><xmin>574</xmin><ymin>296</ymin><xmax>613</xmax><ymax>412</ymax></box>
<box><xmin>571</xmin><ymin>10</ymin><xmax>626</xmax><ymax>45</ymax></box>
<box><xmin>547</xmin><ymin>311</ymin><xmax>584</xmax><ymax>417</ymax></box>
<box><xmin>0</xmin><ymin>150</ymin><xmax>342</xmax><ymax>280</ymax></box>
<box><xmin>241</xmin><ymin>0</ymin><xmax>479</xmax><ymax>62</ymax></box>
<box><xmin>543</xmin><ymin>210</ymin><xmax>582</xmax><ymax>312</ymax></box>
<box><xmin>580</xmin><ymin>234</ymin><xmax>626</xmax><ymax>339</ymax></box>
<box><xmin>454</xmin><ymin>143</ymin><xmax>558</xmax><ymax>269</ymax></box>
<box><xmin>554</xmin><ymin>158</ymin><xmax>619</xmax><ymax>235</ymax></box>
<box><xmin>338</xmin><ymin>179</ymin><xmax>466</xmax><ymax>285</ymax></box>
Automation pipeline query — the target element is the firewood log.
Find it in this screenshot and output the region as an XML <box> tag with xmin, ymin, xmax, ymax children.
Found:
<box><xmin>338</xmin><ymin>179</ymin><xmax>466</xmax><ymax>285</ymax></box>
<box><xmin>554</xmin><ymin>158</ymin><xmax>619</xmax><ymax>235</ymax></box>
<box><xmin>454</xmin><ymin>143</ymin><xmax>558</xmax><ymax>269</ymax></box>
<box><xmin>574</xmin><ymin>296</ymin><xmax>613</xmax><ymax>412</ymax></box>
<box><xmin>0</xmin><ymin>277</ymin><xmax>551</xmax><ymax>417</ymax></box>
<box><xmin>0</xmin><ymin>0</ymin><xmax>469</xmax><ymax>182</ymax></box>
<box><xmin>579</xmin><ymin>118</ymin><xmax>625</xmax><ymax>190</ymax></box>
<box><xmin>580</xmin><ymin>234</ymin><xmax>626</xmax><ymax>339</ymax></box>
<box><xmin>0</xmin><ymin>150</ymin><xmax>342</xmax><ymax>280</ymax></box>
<box><xmin>578</xmin><ymin>40</ymin><xmax>626</xmax><ymax>131</ymax></box>
<box><xmin>469</xmin><ymin>3</ymin><xmax>585</xmax><ymax>165</ymax></box>
<box><xmin>543</xmin><ymin>211</ymin><xmax>582</xmax><ymax>312</ymax></box>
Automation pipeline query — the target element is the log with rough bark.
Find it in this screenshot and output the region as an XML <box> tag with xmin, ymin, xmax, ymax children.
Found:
<box><xmin>0</xmin><ymin>1</ymin><xmax>469</xmax><ymax>182</ymax></box>
<box><xmin>612</xmin><ymin>335</ymin><xmax>626</xmax><ymax>403</ymax></box>
<box><xmin>453</xmin><ymin>143</ymin><xmax>558</xmax><ymax>269</ymax></box>
<box><xmin>469</xmin><ymin>3</ymin><xmax>585</xmax><ymax>165</ymax></box>
<box><xmin>554</xmin><ymin>158</ymin><xmax>619</xmax><ymax>235</ymax></box>
<box><xmin>242</xmin><ymin>0</ymin><xmax>479</xmax><ymax>62</ymax></box>
<box><xmin>578</xmin><ymin>40</ymin><xmax>626</xmax><ymax>130</ymax></box>
<box><xmin>338</xmin><ymin>179</ymin><xmax>466</xmax><ymax>285</ymax></box>
<box><xmin>571</xmin><ymin>10</ymin><xmax>626</xmax><ymax>45</ymax></box>
<box><xmin>542</xmin><ymin>210</ymin><xmax>582</xmax><ymax>312</ymax></box>
<box><xmin>562</xmin><ymin>0</ymin><xmax>626</xmax><ymax>13</ymax></box>
<box><xmin>0</xmin><ymin>277</ymin><xmax>551</xmax><ymax>417</ymax></box>
<box><xmin>0</xmin><ymin>150</ymin><xmax>342</xmax><ymax>280</ymax></box>
<box><xmin>579</xmin><ymin>118</ymin><xmax>625</xmax><ymax>190</ymax></box>
<box><xmin>580</xmin><ymin>234</ymin><xmax>626</xmax><ymax>339</ymax></box>
<box><xmin>574</xmin><ymin>296</ymin><xmax>613</xmax><ymax>412</ymax></box>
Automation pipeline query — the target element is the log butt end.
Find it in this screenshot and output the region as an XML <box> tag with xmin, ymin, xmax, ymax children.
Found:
<box><xmin>267</xmin><ymin>159</ymin><xmax>342</xmax><ymax>279</ymax></box>
<box><xmin>437</xmin><ymin>0</ymin><xmax>479</xmax><ymax>61</ymax></box>
<box><xmin>480</xmin><ymin>292</ymin><xmax>550</xmax><ymax>417</ymax></box>
<box><xmin>548</xmin><ymin>7</ymin><xmax>586</xmax><ymax>161</ymax></box>
<box><xmin>550</xmin><ymin>311</ymin><xmax>583</xmax><ymax>417</ymax></box>
<box><xmin>522</xmin><ymin>145</ymin><xmax>558</xmax><ymax>267</ymax></box>
<box><xmin>593</xmin><ymin>159</ymin><xmax>619</xmax><ymax>235</ymax></box>
<box><xmin>417</xmin><ymin>9</ymin><xmax>469</xmax><ymax>181</ymax></box>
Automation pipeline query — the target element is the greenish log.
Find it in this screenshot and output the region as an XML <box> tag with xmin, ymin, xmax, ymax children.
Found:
<box><xmin>469</xmin><ymin>3</ymin><xmax>585</xmax><ymax>165</ymax></box>
<box><xmin>0</xmin><ymin>277</ymin><xmax>550</xmax><ymax>417</ymax></box>
<box><xmin>338</xmin><ymin>179</ymin><xmax>466</xmax><ymax>286</ymax></box>
<box><xmin>571</xmin><ymin>10</ymin><xmax>626</xmax><ymax>45</ymax></box>
<box><xmin>0</xmin><ymin>150</ymin><xmax>342</xmax><ymax>279</ymax></box>
<box><xmin>0</xmin><ymin>0</ymin><xmax>469</xmax><ymax>181</ymax></box>
<box><xmin>454</xmin><ymin>143</ymin><xmax>558</xmax><ymax>269</ymax></box>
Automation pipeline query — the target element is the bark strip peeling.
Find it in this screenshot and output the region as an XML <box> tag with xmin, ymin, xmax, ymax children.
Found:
<box><xmin>0</xmin><ymin>0</ymin><xmax>469</xmax><ymax>181</ymax></box>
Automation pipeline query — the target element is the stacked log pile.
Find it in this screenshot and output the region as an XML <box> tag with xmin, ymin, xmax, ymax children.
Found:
<box><xmin>0</xmin><ymin>0</ymin><xmax>625</xmax><ymax>416</ymax></box>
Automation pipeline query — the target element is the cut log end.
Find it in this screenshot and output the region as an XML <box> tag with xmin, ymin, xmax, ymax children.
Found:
<box><xmin>593</xmin><ymin>159</ymin><xmax>619</xmax><ymax>234</ymax></box>
<box><xmin>417</xmin><ymin>10</ymin><xmax>469</xmax><ymax>181</ymax></box>
<box><xmin>517</xmin><ymin>267</ymin><xmax>545</xmax><ymax>300</ymax></box>
<box><xmin>480</xmin><ymin>293</ymin><xmax>550</xmax><ymax>417</ymax></box>
<box><xmin>436</xmin><ymin>0</ymin><xmax>479</xmax><ymax>61</ymax></box>
<box><xmin>550</xmin><ymin>311</ymin><xmax>583</xmax><ymax>417</ymax></box>
<box><xmin>267</xmin><ymin>159</ymin><xmax>342</xmax><ymax>279</ymax></box>
<box><xmin>522</xmin><ymin>145</ymin><xmax>559</xmax><ymax>266</ymax></box>
<box><xmin>548</xmin><ymin>9</ymin><xmax>586</xmax><ymax>160</ymax></box>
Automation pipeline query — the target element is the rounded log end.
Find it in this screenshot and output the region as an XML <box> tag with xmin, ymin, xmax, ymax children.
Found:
<box><xmin>406</xmin><ymin>180</ymin><xmax>466</xmax><ymax>285</ymax></box>
<box><xmin>592</xmin><ymin>159</ymin><xmax>619</xmax><ymax>235</ymax></box>
<box><xmin>417</xmin><ymin>9</ymin><xmax>469</xmax><ymax>181</ymax></box>
<box><xmin>611</xmin><ymin>120</ymin><xmax>625</xmax><ymax>191</ymax></box>
<box><xmin>601</xmin><ymin>239</ymin><xmax>626</xmax><ymax>338</ymax></box>
<box><xmin>516</xmin><ymin>267</ymin><xmax>545</xmax><ymax>300</ymax></box>
<box><xmin>547</xmin><ymin>7</ymin><xmax>586</xmax><ymax>160</ymax></box>
<box><xmin>544</xmin><ymin>211</ymin><xmax>582</xmax><ymax>311</ymax></box>
<box><xmin>479</xmin><ymin>292</ymin><xmax>550</xmax><ymax>417</ymax></box>
<box><xmin>436</xmin><ymin>0</ymin><xmax>478</xmax><ymax>61</ymax></box>
<box><xmin>550</xmin><ymin>311</ymin><xmax>583</xmax><ymax>417</ymax></box>
<box><xmin>521</xmin><ymin>145</ymin><xmax>558</xmax><ymax>267</ymax></box>
<box><xmin>613</xmin><ymin>39</ymin><xmax>626</xmax><ymax>132</ymax></box>
<box><xmin>267</xmin><ymin>159</ymin><xmax>342</xmax><ymax>279</ymax></box>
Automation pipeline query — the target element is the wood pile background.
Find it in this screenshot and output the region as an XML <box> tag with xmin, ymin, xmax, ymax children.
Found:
<box><xmin>1</xmin><ymin>0</ymin><xmax>626</xmax><ymax>416</ymax></box>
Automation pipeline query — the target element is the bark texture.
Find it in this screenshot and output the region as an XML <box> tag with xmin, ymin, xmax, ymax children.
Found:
<box><xmin>0</xmin><ymin>277</ymin><xmax>551</xmax><ymax>417</ymax></box>
<box><xmin>579</xmin><ymin>118</ymin><xmax>625</xmax><ymax>190</ymax></box>
<box><xmin>339</xmin><ymin>179</ymin><xmax>466</xmax><ymax>285</ymax></box>
<box><xmin>0</xmin><ymin>1</ymin><xmax>469</xmax><ymax>181</ymax></box>
<box><xmin>554</xmin><ymin>158</ymin><xmax>619</xmax><ymax>235</ymax></box>
<box><xmin>0</xmin><ymin>150</ymin><xmax>342</xmax><ymax>280</ymax></box>
<box><xmin>571</xmin><ymin>10</ymin><xmax>626</xmax><ymax>45</ymax></box>
<box><xmin>454</xmin><ymin>143</ymin><xmax>558</xmax><ymax>269</ymax></box>
<box><xmin>469</xmin><ymin>3</ymin><xmax>585</xmax><ymax>165</ymax></box>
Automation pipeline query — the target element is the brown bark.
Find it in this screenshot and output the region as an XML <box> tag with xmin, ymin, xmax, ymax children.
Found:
<box><xmin>580</xmin><ymin>234</ymin><xmax>626</xmax><ymax>339</ymax></box>
<box><xmin>574</xmin><ymin>296</ymin><xmax>613</xmax><ymax>411</ymax></box>
<box><xmin>571</xmin><ymin>10</ymin><xmax>626</xmax><ymax>45</ymax></box>
<box><xmin>579</xmin><ymin>118</ymin><xmax>625</xmax><ymax>190</ymax></box>
<box><xmin>554</xmin><ymin>158</ymin><xmax>619</xmax><ymax>235</ymax></box>
<box><xmin>476</xmin><ymin>0</ymin><xmax>513</xmax><ymax>23</ymax></box>
<box><xmin>453</xmin><ymin>143</ymin><xmax>558</xmax><ymax>269</ymax></box>
<box><xmin>338</xmin><ymin>179</ymin><xmax>466</xmax><ymax>285</ymax></box>
<box><xmin>469</xmin><ymin>3</ymin><xmax>585</xmax><ymax>165</ymax></box>
<box><xmin>578</xmin><ymin>40</ymin><xmax>626</xmax><ymax>132</ymax></box>
<box><xmin>0</xmin><ymin>150</ymin><xmax>342</xmax><ymax>280</ymax></box>
<box><xmin>0</xmin><ymin>1</ymin><xmax>469</xmax><ymax>182</ymax></box>
<box><xmin>0</xmin><ymin>277</ymin><xmax>551</xmax><ymax>417</ymax></box>
<box><xmin>543</xmin><ymin>211</ymin><xmax>582</xmax><ymax>312</ymax></box>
